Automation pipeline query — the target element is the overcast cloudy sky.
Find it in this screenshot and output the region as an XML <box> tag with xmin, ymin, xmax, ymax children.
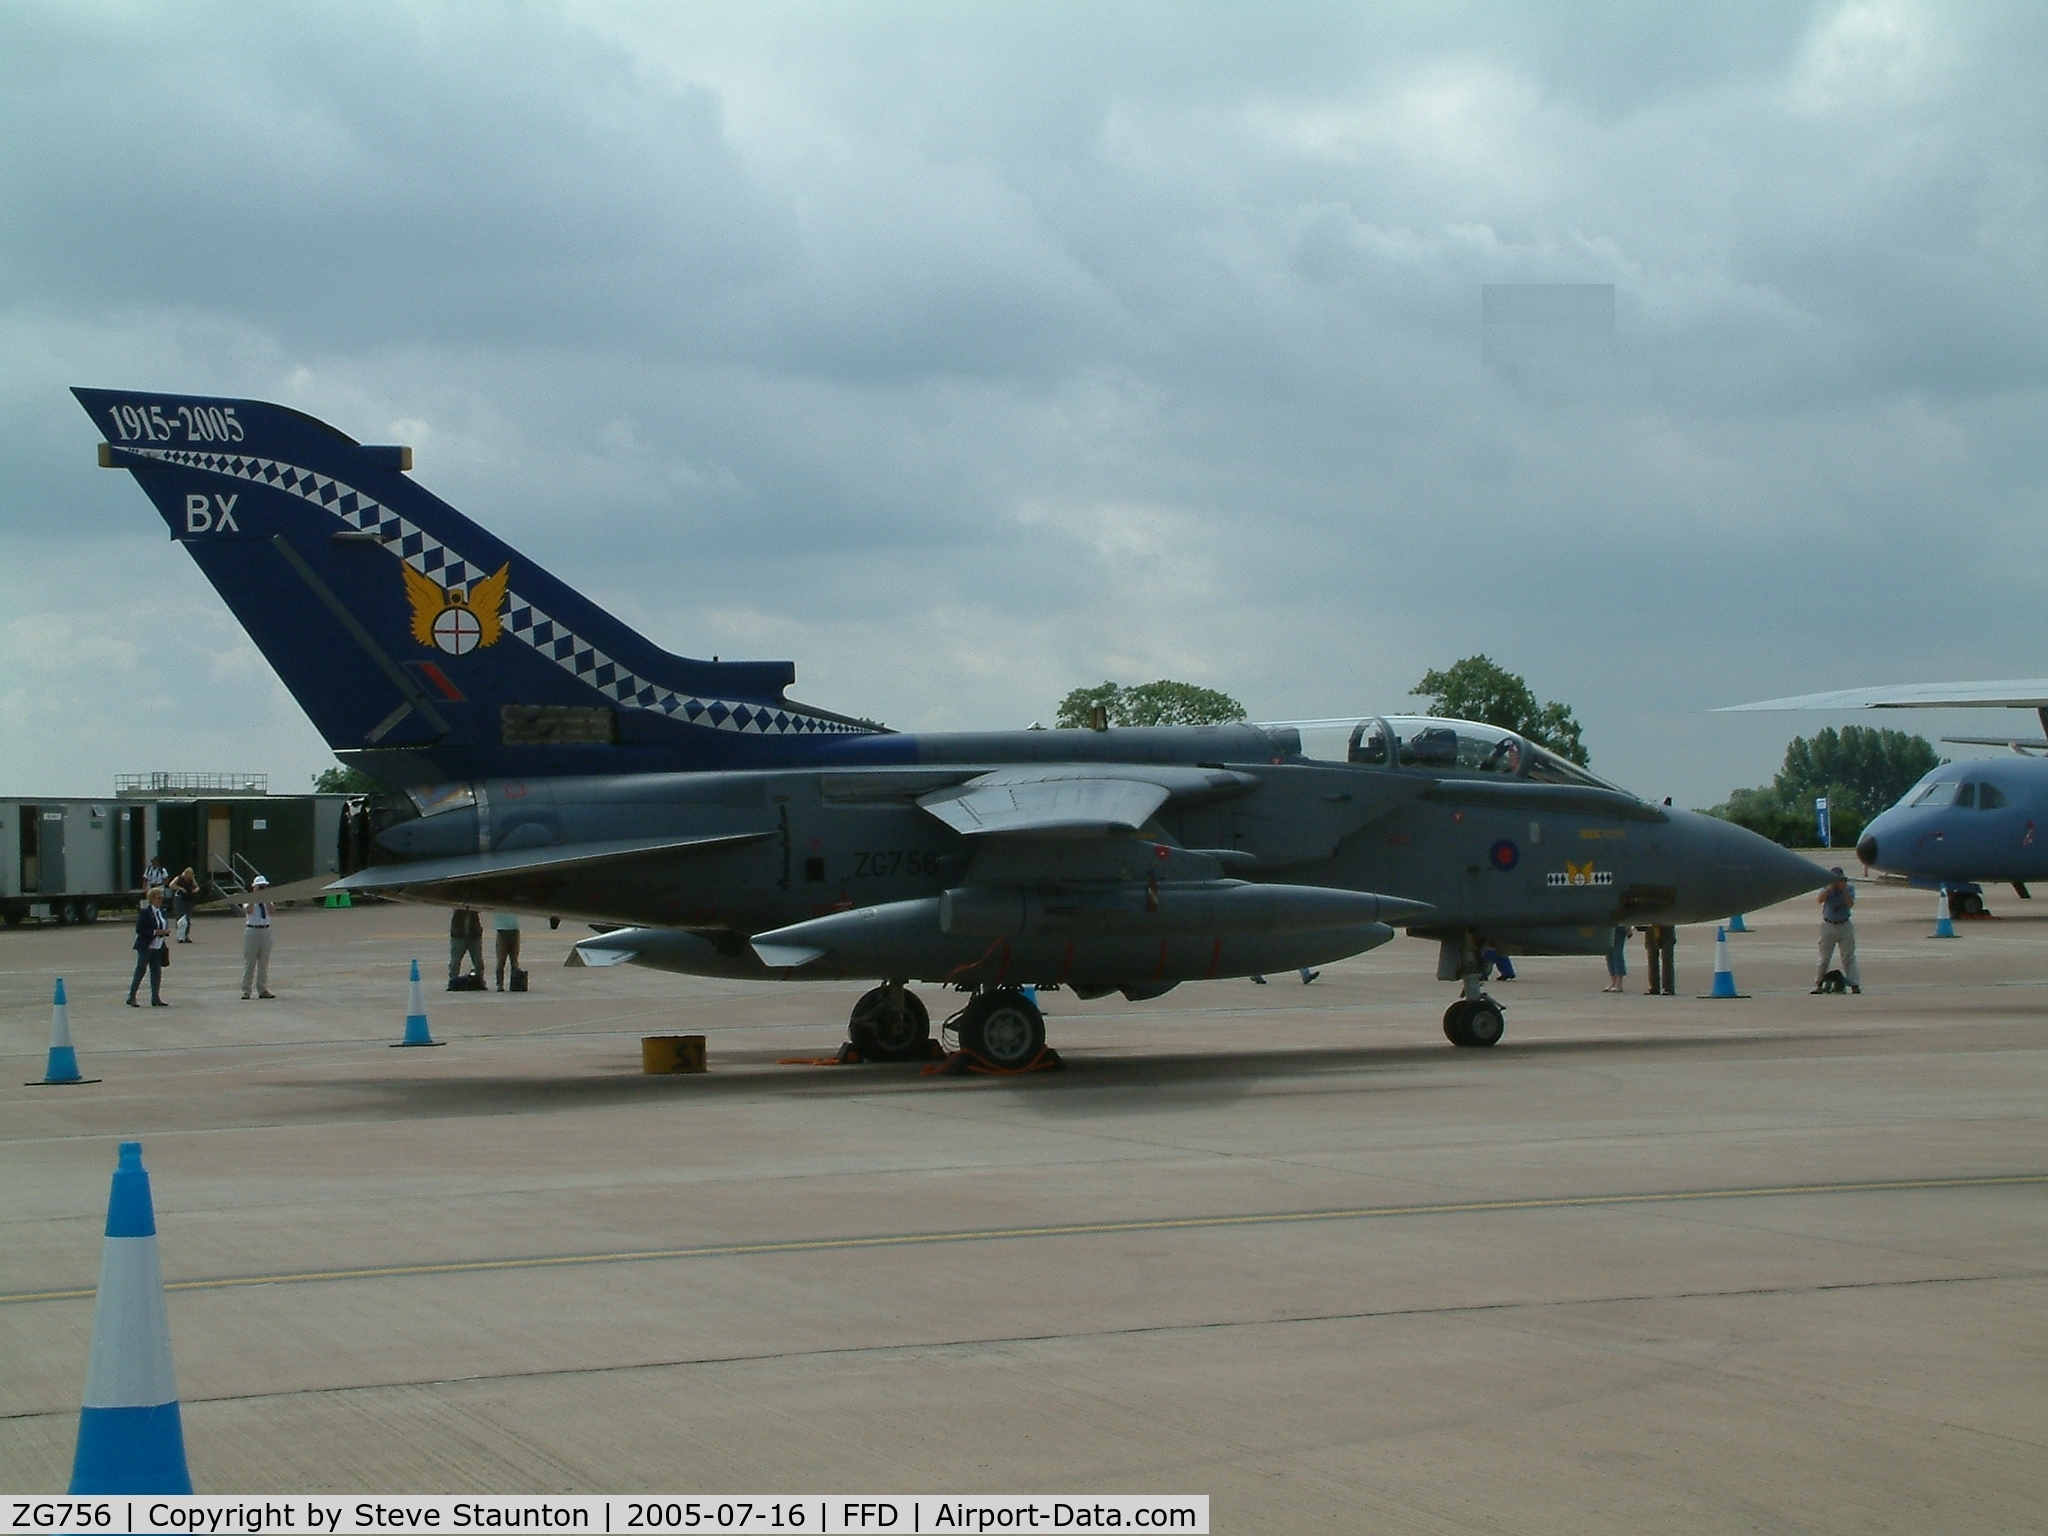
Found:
<box><xmin>3</xmin><ymin>1</ymin><xmax>2044</xmax><ymax>806</ymax></box>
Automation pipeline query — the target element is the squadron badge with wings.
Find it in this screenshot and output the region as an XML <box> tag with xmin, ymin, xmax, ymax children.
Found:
<box><xmin>404</xmin><ymin>561</ymin><xmax>511</xmax><ymax>656</ymax></box>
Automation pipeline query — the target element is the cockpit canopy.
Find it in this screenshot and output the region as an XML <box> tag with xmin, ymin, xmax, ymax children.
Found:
<box><xmin>1906</xmin><ymin>776</ymin><xmax>2009</xmax><ymax>811</ymax></box>
<box><xmin>1284</xmin><ymin>715</ymin><xmax>1618</xmax><ymax>790</ymax></box>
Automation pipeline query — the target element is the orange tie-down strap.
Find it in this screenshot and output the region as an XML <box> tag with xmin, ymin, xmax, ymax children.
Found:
<box><xmin>923</xmin><ymin>1045</ymin><xmax>1064</xmax><ymax>1077</ymax></box>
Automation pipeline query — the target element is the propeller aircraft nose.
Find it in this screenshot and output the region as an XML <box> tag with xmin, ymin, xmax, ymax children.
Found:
<box><xmin>1856</xmin><ymin>833</ymin><xmax>1879</xmax><ymax>866</ymax></box>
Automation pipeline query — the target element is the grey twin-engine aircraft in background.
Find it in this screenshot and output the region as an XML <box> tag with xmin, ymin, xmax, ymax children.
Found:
<box><xmin>80</xmin><ymin>388</ymin><xmax>1826</xmax><ymax>1063</ymax></box>
<box><xmin>1724</xmin><ymin>681</ymin><xmax>2048</xmax><ymax>914</ymax></box>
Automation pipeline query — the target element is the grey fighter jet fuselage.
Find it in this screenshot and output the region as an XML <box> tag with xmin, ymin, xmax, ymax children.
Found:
<box><xmin>342</xmin><ymin>715</ymin><xmax>1824</xmax><ymax>1055</ymax></box>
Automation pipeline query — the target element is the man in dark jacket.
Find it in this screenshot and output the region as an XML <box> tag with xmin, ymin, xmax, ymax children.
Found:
<box><xmin>1641</xmin><ymin>924</ymin><xmax>1677</xmax><ymax>996</ymax></box>
<box><xmin>448</xmin><ymin>905</ymin><xmax>484</xmax><ymax>986</ymax></box>
<box><xmin>127</xmin><ymin>887</ymin><xmax>171</xmax><ymax>1007</ymax></box>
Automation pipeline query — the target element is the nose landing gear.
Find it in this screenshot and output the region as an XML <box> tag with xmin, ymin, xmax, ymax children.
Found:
<box><xmin>1440</xmin><ymin>934</ymin><xmax>1506</xmax><ymax>1048</ymax></box>
<box><xmin>1443</xmin><ymin>994</ymin><xmax>1506</xmax><ymax>1047</ymax></box>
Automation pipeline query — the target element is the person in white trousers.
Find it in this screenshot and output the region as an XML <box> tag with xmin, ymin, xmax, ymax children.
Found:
<box><xmin>240</xmin><ymin>876</ymin><xmax>276</xmax><ymax>999</ymax></box>
<box><xmin>1813</xmin><ymin>867</ymin><xmax>1862</xmax><ymax>994</ymax></box>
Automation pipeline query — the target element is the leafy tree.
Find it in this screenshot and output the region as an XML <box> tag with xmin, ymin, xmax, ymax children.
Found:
<box><xmin>1704</xmin><ymin>726</ymin><xmax>1941</xmax><ymax>848</ymax></box>
<box><xmin>1773</xmin><ymin>726</ymin><xmax>1940</xmax><ymax>817</ymax></box>
<box><xmin>1055</xmin><ymin>682</ymin><xmax>1125</xmax><ymax>729</ymax></box>
<box><xmin>312</xmin><ymin>764</ymin><xmax>381</xmax><ymax>795</ymax></box>
<box><xmin>1412</xmin><ymin>655</ymin><xmax>1589</xmax><ymax>765</ymax></box>
<box><xmin>1055</xmin><ymin>680</ymin><xmax>1247</xmax><ymax>729</ymax></box>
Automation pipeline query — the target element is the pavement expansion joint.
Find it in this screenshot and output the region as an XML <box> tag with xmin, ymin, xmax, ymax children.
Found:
<box><xmin>3</xmin><ymin>1265</ymin><xmax>2035</xmax><ymax>1426</ymax></box>
<box><xmin>4</xmin><ymin>1171</ymin><xmax>2041</xmax><ymax>1307</ymax></box>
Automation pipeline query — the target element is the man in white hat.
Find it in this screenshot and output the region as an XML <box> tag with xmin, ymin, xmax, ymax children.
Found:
<box><xmin>240</xmin><ymin>876</ymin><xmax>276</xmax><ymax>1000</ymax></box>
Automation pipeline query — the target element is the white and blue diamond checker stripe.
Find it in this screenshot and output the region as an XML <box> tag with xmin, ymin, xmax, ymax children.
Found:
<box><xmin>114</xmin><ymin>445</ymin><xmax>868</xmax><ymax>737</ymax></box>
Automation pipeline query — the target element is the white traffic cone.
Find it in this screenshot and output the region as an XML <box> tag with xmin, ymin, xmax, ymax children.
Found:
<box><xmin>29</xmin><ymin>978</ymin><xmax>99</xmax><ymax>1086</ymax></box>
<box><xmin>1932</xmin><ymin>889</ymin><xmax>1958</xmax><ymax>939</ymax></box>
<box><xmin>68</xmin><ymin>1141</ymin><xmax>191</xmax><ymax>1494</ymax></box>
<box><xmin>1701</xmin><ymin>927</ymin><xmax>1748</xmax><ymax>999</ymax></box>
<box><xmin>394</xmin><ymin>959</ymin><xmax>442</xmax><ymax>1047</ymax></box>
<box><xmin>1727</xmin><ymin>912</ymin><xmax>1750</xmax><ymax>933</ymax></box>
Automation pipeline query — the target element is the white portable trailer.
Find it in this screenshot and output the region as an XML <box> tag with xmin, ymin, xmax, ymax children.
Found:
<box><xmin>0</xmin><ymin>799</ymin><xmax>157</xmax><ymax>925</ymax></box>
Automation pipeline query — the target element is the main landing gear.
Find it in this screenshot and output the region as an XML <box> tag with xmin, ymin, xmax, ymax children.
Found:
<box><xmin>844</xmin><ymin>983</ymin><xmax>1052</xmax><ymax>1069</ymax></box>
<box><xmin>848</xmin><ymin>982</ymin><xmax>931</xmax><ymax>1062</ymax></box>
<box><xmin>956</xmin><ymin>987</ymin><xmax>1047</xmax><ymax>1070</ymax></box>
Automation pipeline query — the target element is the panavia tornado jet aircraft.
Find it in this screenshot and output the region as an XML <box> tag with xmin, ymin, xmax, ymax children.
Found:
<box><xmin>80</xmin><ymin>388</ymin><xmax>1825</xmax><ymax>1061</ymax></box>
<box><xmin>1724</xmin><ymin>681</ymin><xmax>2048</xmax><ymax>914</ymax></box>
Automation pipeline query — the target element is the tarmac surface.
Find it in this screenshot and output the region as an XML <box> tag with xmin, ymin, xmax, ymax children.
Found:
<box><xmin>2</xmin><ymin>880</ymin><xmax>2044</xmax><ymax>1530</ymax></box>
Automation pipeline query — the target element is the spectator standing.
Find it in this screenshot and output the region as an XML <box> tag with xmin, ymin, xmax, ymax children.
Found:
<box><xmin>126</xmin><ymin>887</ymin><xmax>170</xmax><ymax>1007</ymax></box>
<box><xmin>141</xmin><ymin>855</ymin><xmax>169</xmax><ymax>894</ymax></box>
<box><xmin>240</xmin><ymin>876</ymin><xmax>276</xmax><ymax>999</ymax></box>
<box><xmin>492</xmin><ymin>911</ymin><xmax>522</xmax><ymax>991</ymax></box>
<box><xmin>1813</xmin><ymin>868</ymin><xmax>1862</xmax><ymax>994</ymax></box>
<box><xmin>1603</xmin><ymin>925</ymin><xmax>1628</xmax><ymax>993</ymax></box>
<box><xmin>449</xmin><ymin>905</ymin><xmax>484</xmax><ymax>986</ymax></box>
<box><xmin>170</xmin><ymin>867</ymin><xmax>200</xmax><ymax>943</ymax></box>
<box><xmin>1642</xmin><ymin>924</ymin><xmax>1676</xmax><ymax>996</ymax></box>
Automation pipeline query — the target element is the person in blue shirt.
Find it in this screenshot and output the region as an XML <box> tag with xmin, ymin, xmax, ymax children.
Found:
<box><xmin>1813</xmin><ymin>868</ymin><xmax>1861</xmax><ymax>993</ymax></box>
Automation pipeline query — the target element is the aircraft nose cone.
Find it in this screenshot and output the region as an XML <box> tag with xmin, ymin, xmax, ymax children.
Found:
<box><xmin>1668</xmin><ymin>809</ymin><xmax>1831</xmax><ymax>919</ymax></box>
<box><xmin>1856</xmin><ymin>833</ymin><xmax>1878</xmax><ymax>867</ymax></box>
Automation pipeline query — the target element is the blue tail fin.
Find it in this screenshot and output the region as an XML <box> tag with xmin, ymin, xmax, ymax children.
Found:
<box><xmin>76</xmin><ymin>389</ymin><xmax>889</xmax><ymax>783</ymax></box>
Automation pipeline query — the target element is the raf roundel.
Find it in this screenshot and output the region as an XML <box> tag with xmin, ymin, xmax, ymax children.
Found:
<box><xmin>1489</xmin><ymin>839</ymin><xmax>1520</xmax><ymax>872</ymax></box>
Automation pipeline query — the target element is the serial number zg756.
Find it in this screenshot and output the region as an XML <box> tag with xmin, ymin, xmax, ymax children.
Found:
<box><xmin>851</xmin><ymin>850</ymin><xmax>942</xmax><ymax>878</ymax></box>
<box><xmin>10</xmin><ymin>1505</ymin><xmax>116</xmax><ymax>1530</ymax></box>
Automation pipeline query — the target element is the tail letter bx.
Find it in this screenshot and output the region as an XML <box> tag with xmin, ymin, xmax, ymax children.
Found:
<box><xmin>184</xmin><ymin>493</ymin><xmax>240</xmax><ymax>534</ymax></box>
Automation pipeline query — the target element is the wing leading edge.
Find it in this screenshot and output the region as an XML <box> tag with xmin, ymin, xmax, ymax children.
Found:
<box><xmin>1719</xmin><ymin>679</ymin><xmax>2048</xmax><ymax>712</ymax></box>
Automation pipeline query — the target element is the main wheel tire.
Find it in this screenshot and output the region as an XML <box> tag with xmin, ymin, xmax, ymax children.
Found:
<box><xmin>1955</xmin><ymin>891</ymin><xmax>1986</xmax><ymax>917</ymax></box>
<box><xmin>1442</xmin><ymin>1000</ymin><xmax>1473</xmax><ymax>1046</ymax></box>
<box><xmin>848</xmin><ymin>985</ymin><xmax>932</xmax><ymax>1061</ymax></box>
<box><xmin>1464</xmin><ymin>999</ymin><xmax>1505</xmax><ymax>1047</ymax></box>
<box><xmin>960</xmin><ymin>989</ymin><xmax>1046</xmax><ymax>1070</ymax></box>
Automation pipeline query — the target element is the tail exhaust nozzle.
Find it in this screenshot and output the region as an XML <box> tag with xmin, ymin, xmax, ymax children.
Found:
<box><xmin>394</xmin><ymin>959</ymin><xmax>443</xmax><ymax>1048</ymax></box>
<box><xmin>29</xmin><ymin>978</ymin><xmax>100</xmax><ymax>1086</ymax></box>
<box><xmin>69</xmin><ymin>1142</ymin><xmax>191</xmax><ymax>1494</ymax></box>
<box><xmin>1932</xmin><ymin>889</ymin><xmax>1958</xmax><ymax>939</ymax></box>
<box><xmin>1702</xmin><ymin>927</ymin><xmax>1748</xmax><ymax>999</ymax></box>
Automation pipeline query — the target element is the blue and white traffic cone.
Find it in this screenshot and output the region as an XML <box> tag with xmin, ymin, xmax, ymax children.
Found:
<box><xmin>1703</xmin><ymin>927</ymin><xmax>1748</xmax><ymax>998</ymax></box>
<box><xmin>69</xmin><ymin>1142</ymin><xmax>191</xmax><ymax>1494</ymax></box>
<box><xmin>29</xmin><ymin>978</ymin><xmax>99</xmax><ymax>1087</ymax></box>
<box><xmin>1932</xmin><ymin>889</ymin><xmax>1958</xmax><ymax>939</ymax></box>
<box><xmin>1727</xmin><ymin>912</ymin><xmax>1749</xmax><ymax>933</ymax></box>
<box><xmin>393</xmin><ymin>959</ymin><xmax>442</xmax><ymax>1047</ymax></box>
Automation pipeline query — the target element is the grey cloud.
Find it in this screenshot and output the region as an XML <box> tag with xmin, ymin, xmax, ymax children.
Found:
<box><xmin>3</xmin><ymin>1</ymin><xmax>2046</xmax><ymax>806</ymax></box>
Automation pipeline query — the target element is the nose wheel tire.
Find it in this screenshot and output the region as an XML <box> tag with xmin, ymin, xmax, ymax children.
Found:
<box><xmin>959</xmin><ymin>989</ymin><xmax>1047</xmax><ymax>1070</ymax></box>
<box><xmin>848</xmin><ymin>984</ymin><xmax>932</xmax><ymax>1062</ymax></box>
<box><xmin>1443</xmin><ymin>998</ymin><xmax>1505</xmax><ymax>1048</ymax></box>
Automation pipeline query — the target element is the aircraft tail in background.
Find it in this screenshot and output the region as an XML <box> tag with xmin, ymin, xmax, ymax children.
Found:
<box><xmin>75</xmin><ymin>389</ymin><xmax>890</xmax><ymax>784</ymax></box>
